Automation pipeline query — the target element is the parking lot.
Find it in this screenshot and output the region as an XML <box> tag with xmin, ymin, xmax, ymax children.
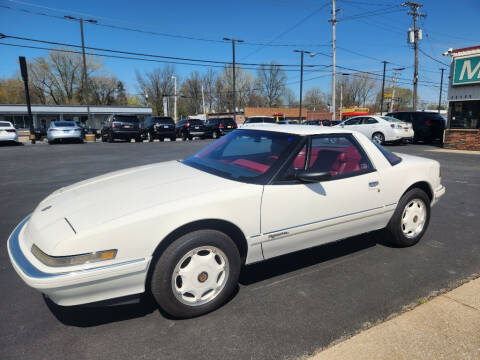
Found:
<box><xmin>1</xmin><ymin>140</ymin><xmax>479</xmax><ymax>360</ymax></box>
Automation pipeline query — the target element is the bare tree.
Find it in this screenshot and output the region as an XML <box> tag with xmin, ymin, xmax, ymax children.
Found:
<box><xmin>215</xmin><ymin>66</ymin><xmax>254</xmax><ymax>112</ymax></box>
<box><xmin>89</xmin><ymin>75</ymin><xmax>118</xmax><ymax>105</ymax></box>
<box><xmin>282</xmin><ymin>87</ymin><xmax>298</xmax><ymax>107</ymax></box>
<box><xmin>201</xmin><ymin>69</ymin><xmax>217</xmax><ymax>113</ymax></box>
<box><xmin>179</xmin><ymin>71</ymin><xmax>203</xmax><ymax>116</ymax></box>
<box><xmin>337</xmin><ymin>73</ymin><xmax>378</xmax><ymax>108</ymax></box>
<box><xmin>256</xmin><ymin>62</ymin><xmax>287</xmax><ymax>107</ymax></box>
<box><xmin>136</xmin><ymin>65</ymin><xmax>176</xmax><ymax>116</ymax></box>
<box><xmin>304</xmin><ymin>87</ymin><xmax>329</xmax><ymax>110</ymax></box>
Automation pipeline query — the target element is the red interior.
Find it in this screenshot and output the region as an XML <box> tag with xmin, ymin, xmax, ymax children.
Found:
<box><xmin>230</xmin><ymin>159</ymin><xmax>270</xmax><ymax>173</ymax></box>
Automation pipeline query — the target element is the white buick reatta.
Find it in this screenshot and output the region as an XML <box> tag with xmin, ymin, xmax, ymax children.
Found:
<box><xmin>8</xmin><ymin>124</ymin><xmax>445</xmax><ymax>318</ymax></box>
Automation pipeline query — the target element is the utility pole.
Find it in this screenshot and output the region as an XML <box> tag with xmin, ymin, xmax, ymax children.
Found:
<box><xmin>294</xmin><ymin>50</ymin><xmax>311</xmax><ymax>121</ymax></box>
<box><xmin>329</xmin><ymin>0</ymin><xmax>338</xmax><ymax>120</ymax></box>
<box><xmin>389</xmin><ymin>68</ymin><xmax>405</xmax><ymax>113</ymax></box>
<box><xmin>18</xmin><ymin>56</ymin><xmax>34</xmax><ymax>144</ymax></box>
<box><xmin>380</xmin><ymin>61</ymin><xmax>388</xmax><ymax>115</ymax></box>
<box><xmin>223</xmin><ymin>38</ymin><xmax>244</xmax><ymax>124</ymax></box>
<box><xmin>339</xmin><ymin>72</ymin><xmax>350</xmax><ymax>121</ymax></box>
<box><xmin>64</xmin><ymin>16</ymin><xmax>97</xmax><ymax>126</ymax></box>
<box><xmin>438</xmin><ymin>67</ymin><xmax>445</xmax><ymax>113</ymax></box>
<box><xmin>171</xmin><ymin>76</ymin><xmax>177</xmax><ymax>122</ymax></box>
<box><xmin>402</xmin><ymin>2</ymin><xmax>426</xmax><ymax>111</ymax></box>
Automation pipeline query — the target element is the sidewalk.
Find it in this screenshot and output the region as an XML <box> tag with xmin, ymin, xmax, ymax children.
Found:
<box><xmin>310</xmin><ymin>277</ymin><xmax>480</xmax><ymax>360</ymax></box>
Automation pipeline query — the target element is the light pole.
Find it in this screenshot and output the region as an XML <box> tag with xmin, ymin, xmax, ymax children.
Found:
<box><xmin>380</xmin><ymin>61</ymin><xmax>388</xmax><ymax>115</ymax></box>
<box><xmin>64</xmin><ymin>16</ymin><xmax>97</xmax><ymax>126</ymax></box>
<box><xmin>294</xmin><ymin>50</ymin><xmax>311</xmax><ymax>121</ymax></box>
<box><xmin>171</xmin><ymin>76</ymin><xmax>177</xmax><ymax>122</ymax></box>
<box><xmin>339</xmin><ymin>72</ymin><xmax>350</xmax><ymax>121</ymax></box>
<box><xmin>390</xmin><ymin>67</ymin><xmax>405</xmax><ymax>113</ymax></box>
<box><xmin>438</xmin><ymin>68</ymin><xmax>446</xmax><ymax>113</ymax></box>
<box><xmin>223</xmin><ymin>38</ymin><xmax>244</xmax><ymax>124</ymax></box>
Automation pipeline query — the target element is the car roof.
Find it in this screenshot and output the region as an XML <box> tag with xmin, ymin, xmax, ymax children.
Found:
<box><xmin>240</xmin><ymin>123</ymin><xmax>353</xmax><ymax>135</ymax></box>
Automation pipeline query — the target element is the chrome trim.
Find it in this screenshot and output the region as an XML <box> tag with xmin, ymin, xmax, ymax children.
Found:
<box><xmin>8</xmin><ymin>216</ymin><xmax>145</xmax><ymax>280</ymax></box>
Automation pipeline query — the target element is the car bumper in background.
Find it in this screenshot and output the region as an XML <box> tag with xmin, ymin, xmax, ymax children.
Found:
<box><xmin>48</xmin><ymin>131</ymin><xmax>82</xmax><ymax>141</ymax></box>
<box><xmin>0</xmin><ymin>133</ymin><xmax>19</xmax><ymax>142</ymax></box>
<box><xmin>7</xmin><ymin>216</ymin><xmax>150</xmax><ymax>306</ymax></box>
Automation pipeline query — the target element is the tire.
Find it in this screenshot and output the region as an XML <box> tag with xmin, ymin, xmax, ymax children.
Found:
<box><xmin>107</xmin><ymin>132</ymin><xmax>114</xmax><ymax>143</ymax></box>
<box><xmin>384</xmin><ymin>188</ymin><xmax>431</xmax><ymax>247</ymax></box>
<box><xmin>135</xmin><ymin>136</ymin><xmax>143</xmax><ymax>143</ymax></box>
<box><xmin>170</xmin><ymin>137</ymin><xmax>176</xmax><ymax>142</ymax></box>
<box><xmin>188</xmin><ymin>135</ymin><xmax>193</xmax><ymax>140</ymax></box>
<box><xmin>48</xmin><ymin>140</ymin><xmax>54</xmax><ymax>145</ymax></box>
<box><xmin>212</xmin><ymin>131</ymin><xmax>219</xmax><ymax>139</ymax></box>
<box><xmin>147</xmin><ymin>132</ymin><xmax>153</xmax><ymax>142</ymax></box>
<box><xmin>372</xmin><ymin>132</ymin><xmax>385</xmax><ymax>144</ymax></box>
<box><xmin>159</xmin><ymin>137</ymin><xmax>164</xmax><ymax>142</ymax></box>
<box><xmin>150</xmin><ymin>229</ymin><xmax>241</xmax><ymax>318</ymax></box>
<box><xmin>182</xmin><ymin>132</ymin><xmax>187</xmax><ymax>141</ymax></box>
<box><xmin>101</xmin><ymin>135</ymin><xmax>106</xmax><ymax>142</ymax></box>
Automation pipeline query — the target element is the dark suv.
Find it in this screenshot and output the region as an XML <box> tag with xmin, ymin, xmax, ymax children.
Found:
<box><xmin>205</xmin><ymin>117</ymin><xmax>237</xmax><ymax>138</ymax></box>
<box><xmin>101</xmin><ymin>115</ymin><xmax>142</xmax><ymax>142</ymax></box>
<box><xmin>142</xmin><ymin>116</ymin><xmax>176</xmax><ymax>142</ymax></box>
<box><xmin>175</xmin><ymin>119</ymin><xmax>207</xmax><ymax>140</ymax></box>
<box><xmin>386</xmin><ymin>111</ymin><xmax>445</xmax><ymax>143</ymax></box>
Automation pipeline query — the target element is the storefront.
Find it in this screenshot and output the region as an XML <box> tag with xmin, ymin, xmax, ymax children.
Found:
<box><xmin>444</xmin><ymin>46</ymin><xmax>480</xmax><ymax>150</ymax></box>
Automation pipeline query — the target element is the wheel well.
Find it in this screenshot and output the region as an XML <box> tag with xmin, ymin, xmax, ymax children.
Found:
<box><xmin>403</xmin><ymin>181</ymin><xmax>433</xmax><ymax>201</ymax></box>
<box><xmin>145</xmin><ymin>219</ymin><xmax>248</xmax><ymax>292</ymax></box>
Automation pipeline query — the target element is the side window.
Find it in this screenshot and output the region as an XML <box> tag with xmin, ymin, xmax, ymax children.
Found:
<box><xmin>363</xmin><ymin>117</ymin><xmax>378</xmax><ymax>124</ymax></box>
<box><xmin>307</xmin><ymin>135</ymin><xmax>372</xmax><ymax>177</ymax></box>
<box><xmin>344</xmin><ymin>118</ymin><xmax>362</xmax><ymax>125</ymax></box>
<box><xmin>280</xmin><ymin>145</ymin><xmax>307</xmax><ymax>181</ymax></box>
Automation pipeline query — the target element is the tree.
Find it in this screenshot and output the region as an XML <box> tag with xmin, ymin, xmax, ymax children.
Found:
<box><xmin>282</xmin><ymin>88</ymin><xmax>298</xmax><ymax>107</ymax></box>
<box><xmin>136</xmin><ymin>65</ymin><xmax>176</xmax><ymax>116</ymax></box>
<box><xmin>215</xmin><ymin>66</ymin><xmax>254</xmax><ymax>112</ymax></box>
<box><xmin>179</xmin><ymin>71</ymin><xmax>203</xmax><ymax>116</ymax></box>
<box><xmin>115</xmin><ymin>81</ymin><xmax>128</xmax><ymax>106</ymax></box>
<box><xmin>337</xmin><ymin>73</ymin><xmax>378</xmax><ymax>108</ymax></box>
<box><xmin>376</xmin><ymin>87</ymin><xmax>412</xmax><ymax>111</ymax></box>
<box><xmin>0</xmin><ymin>78</ymin><xmax>27</xmax><ymax>104</ymax></box>
<box><xmin>201</xmin><ymin>69</ymin><xmax>217</xmax><ymax>113</ymax></box>
<box><xmin>304</xmin><ymin>87</ymin><xmax>328</xmax><ymax>110</ymax></box>
<box><xmin>256</xmin><ymin>62</ymin><xmax>287</xmax><ymax>107</ymax></box>
<box><xmin>89</xmin><ymin>75</ymin><xmax>118</xmax><ymax>105</ymax></box>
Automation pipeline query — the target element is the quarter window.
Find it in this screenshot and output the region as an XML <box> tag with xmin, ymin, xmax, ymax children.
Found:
<box><xmin>344</xmin><ymin>118</ymin><xmax>362</xmax><ymax>125</ymax></box>
<box><xmin>363</xmin><ymin>118</ymin><xmax>378</xmax><ymax>124</ymax></box>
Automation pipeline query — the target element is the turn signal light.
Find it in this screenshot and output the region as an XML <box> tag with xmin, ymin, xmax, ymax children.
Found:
<box><xmin>31</xmin><ymin>244</ymin><xmax>117</xmax><ymax>267</ymax></box>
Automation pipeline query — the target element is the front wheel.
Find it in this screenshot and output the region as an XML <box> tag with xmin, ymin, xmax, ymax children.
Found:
<box><xmin>384</xmin><ymin>188</ymin><xmax>431</xmax><ymax>247</ymax></box>
<box><xmin>170</xmin><ymin>136</ymin><xmax>176</xmax><ymax>142</ymax></box>
<box><xmin>372</xmin><ymin>132</ymin><xmax>385</xmax><ymax>144</ymax></box>
<box><xmin>150</xmin><ymin>230</ymin><xmax>241</xmax><ymax>318</ymax></box>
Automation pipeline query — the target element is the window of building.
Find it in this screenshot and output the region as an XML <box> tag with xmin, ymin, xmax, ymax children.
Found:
<box><xmin>450</xmin><ymin>101</ymin><xmax>480</xmax><ymax>129</ymax></box>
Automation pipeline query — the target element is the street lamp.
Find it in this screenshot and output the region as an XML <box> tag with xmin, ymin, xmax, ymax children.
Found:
<box><xmin>223</xmin><ymin>37</ymin><xmax>244</xmax><ymax>124</ymax></box>
<box><xmin>294</xmin><ymin>50</ymin><xmax>311</xmax><ymax>122</ymax></box>
<box><xmin>64</xmin><ymin>15</ymin><xmax>97</xmax><ymax>126</ymax></box>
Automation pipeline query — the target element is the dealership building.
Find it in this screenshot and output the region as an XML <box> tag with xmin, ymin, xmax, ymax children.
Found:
<box><xmin>444</xmin><ymin>45</ymin><xmax>480</xmax><ymax>150</ymax></box>
<box><xmin>0</xmin><ymin>104</ymin><xmax>153</xmax><ymax>130</ymax></box>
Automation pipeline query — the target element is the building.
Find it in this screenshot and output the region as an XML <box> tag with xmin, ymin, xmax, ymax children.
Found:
<box><xmin>444</xmin><ymin>45</ymin><xmax>480</xmax><ymax>150</ymax></box>
<box><xmin>0</xmin><ymin>104</ymin><xmax>153</xmax><ymax>130</ymax></box>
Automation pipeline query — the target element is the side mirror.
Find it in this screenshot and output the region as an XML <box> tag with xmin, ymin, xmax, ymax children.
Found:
<box><xmin>295</xmin><ymin>170</ymin><xmax>332</xmax><ymax>183</ymax></box>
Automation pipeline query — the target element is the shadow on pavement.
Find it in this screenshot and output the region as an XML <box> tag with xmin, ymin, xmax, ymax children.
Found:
<box><xmin>46</xmin><ymin>231</ymin><xmax>392</xmax><ymax>326</ymax></box>
<box><xmin>0</xmin><ymin>141</ymin><xmax>24</xmax><ymax>147</ymax></box>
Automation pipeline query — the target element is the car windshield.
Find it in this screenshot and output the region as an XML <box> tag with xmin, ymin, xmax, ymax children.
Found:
<box><xmin>183</xmin><ymin>129</ymin><xmax>301</xmax><ymax>183</ymax></box>
<box><xmin>53</xmin><ymin>121</ymin><xmax>75</xmax><ymax>127</ymax></box>
<box><xmin>114</xmin><ymin>116</ymin><xmax>139</xmax><ymax>123</ymax></box>
<box><xmin>154</xmin><ymin>117</ymin><xmax>174</xmax><ymax>124</ymax></box>
<box><xmin>381</xmin><ymin>116</ymin><xmax>402</xmax><ymax>123</ymax></box>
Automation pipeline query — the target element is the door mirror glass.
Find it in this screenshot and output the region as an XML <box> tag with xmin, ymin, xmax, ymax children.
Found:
<box><xmin>295</xmin><ymin>170</ymin><xmax>332</xmax><ymax>183</ymax></box>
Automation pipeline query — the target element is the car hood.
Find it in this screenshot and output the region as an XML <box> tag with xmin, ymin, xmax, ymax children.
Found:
<box><xmin>28</xmin><ymin>161</ymin><xmax>238</xmax><ymax>241</ymax></box>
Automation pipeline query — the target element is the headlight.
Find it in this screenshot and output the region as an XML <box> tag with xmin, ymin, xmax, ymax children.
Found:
<box><xmin>31</xmin><ymin>244</ymin><xmax>117</xmax><ymax>267</ymax></box>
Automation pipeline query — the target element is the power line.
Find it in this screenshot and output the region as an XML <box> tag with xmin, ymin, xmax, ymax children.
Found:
<box><xmin>0</xmin><ymin>3</ymin><xmax>331</xmax><ymax>48</ymax></box>
<box><xmin>418</xmin><ymin>48</ymin><xmax>449</xmax><ymax>66</ymax></box>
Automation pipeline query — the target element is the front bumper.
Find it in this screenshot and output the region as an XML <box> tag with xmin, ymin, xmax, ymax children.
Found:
<box><xmin>7</xmin><ymin>216</ymin><xmax>150</xmax><ymax>306</ymax></box>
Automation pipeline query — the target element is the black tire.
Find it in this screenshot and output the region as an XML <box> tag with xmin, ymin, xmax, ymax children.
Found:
<box><xmin>150</xmin><ymin>229</ymin><xmax>241</xmax><ymax>318</ymax></box>
<box><xmin>182</xmin><ymin>132</ymin><xmax>187</xmax><ymax>141</ymax></box>
<box><xmin>170</xmin><ymin>136</ymin><xmax>176</xmax><ymax>142</ymax></box>
<box><xmin>188</xmin><ymin>135</ymin><xmax>193</xmax><ymax>140</ymax></box>
<box><xmin>101</xmin><ymin>135</ymin><xmax>106</xmax><ymax>142</ymax></box>
<box><xmin>107</xmin><ymin>132</ymin><xmax>114</xmax><ymax>143</ymax></box>
<box><xmin>159</xmin><ymin>137</ymin><xmax>164</xmax><ymax>142</ymax></box>
<box><xmin>48</xmin><ymin>140</ymin><xmax>54</xmax><ymax>145</ymax></box>
<box><xmin>384</xmin><ymin>188</ymin><xmax>431</xmax><ymax>247</ymax></box>
<box><xmin>372</xmin><ymin>132</ymin><xmax>385</xmax><ymax>144</ymax></box>
<box><xmin>135</xmin><ymin>136</ymin><xmax>143</xmax><ymax>143</ymax></box>
<box><xmin>212</xmin><ymin>131</ymin><xmax>219</xmax><ymax>139</ymax></box>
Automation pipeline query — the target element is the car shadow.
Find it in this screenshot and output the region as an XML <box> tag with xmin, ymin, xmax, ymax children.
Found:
<box><xmin>0</xmin><ymin>141</ymin><xmax>23</xmax><ymax>147</ymax></box>
<box><xmin>45</xmin><ymin>231</ymin><xmax>391</xmax><ymax>326</ymax></box>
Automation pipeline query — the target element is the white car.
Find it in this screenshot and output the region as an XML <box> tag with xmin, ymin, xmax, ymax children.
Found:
<box><xmin>8</xmin><ymin>125</ymin><xmax>445</xmax><ymax>318</ymax></box>
<box><xmin>0</xmin><ymin>121</ymin><xmax>19</xmax><ymax>143</ymax></box>
<box><xmin>338</xmin><ymin>115</ymin><xmax>414</xmax><ymax>144</ymax></box>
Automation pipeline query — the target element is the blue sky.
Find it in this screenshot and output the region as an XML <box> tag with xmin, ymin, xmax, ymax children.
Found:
<box><xmin>1</xmin><ymin>0</ymin><xmax>479</xmax><ymax>103</ymax></box>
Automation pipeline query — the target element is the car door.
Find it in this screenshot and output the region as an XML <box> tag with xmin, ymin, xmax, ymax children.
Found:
<box><xmin>361</xmin><ymin>117</ymin><xmax>381</xmax><ymax>138</ymax></box>
<box><xmin>261</xmin><ymin>134</ymin><xmax>388</xmax><ymax>259</ymax></box>
<box><xmin>341</xmin><ymin>117</ymin><xmax>363</xmax><ymax>133</ymax></box>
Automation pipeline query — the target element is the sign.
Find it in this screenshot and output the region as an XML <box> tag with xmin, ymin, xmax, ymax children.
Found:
<box><xmin>452</xmin><ymin>55</ymin><xmax>480</xmax><ymax>86</ymax></box>
<box><xmin>342</xmin><ymin>107</ymin><xmax>369</xmax><ymax>114</ymax></box>
<box><xmin>384</xmin><ymin>93</ymin><xmax>393</xmax><ymax>99</ymax></box>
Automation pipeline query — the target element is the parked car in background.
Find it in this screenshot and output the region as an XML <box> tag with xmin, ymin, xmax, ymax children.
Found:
<box><xmin>386</xmin><ymin>111</ymin><xmax>445</xmax><ymax>143</ymax></box>
<box><xmin>242</xmin><ymin>116</ymin><xmax>276</xmax><ymax>127</ymax></box>
<box><xmin>142</xmin><ymin>116</ymin><xmax>176</xmax><ymax>142</ymax></box>
<box><xmin>205</xmin><ymin>117</ymin><xmax>237</xmax><ymax>139</ymax></box>
<box><xmin>337</xmin><ymin>115</ymin><xmax>414</xmax><ymax>144</ymax></box>
<box><xmin>47</xmin><ymin>121</ymin><xmax>83</xmax><ymax>144</ymax></box>
<box><xmin>8</xmin><ymin>124</ymin><xmax>445</xmax><ymax>319</ymax></box>
<box><xmin>175</xmin><ymin>119</ymin><xmax>207</xmax><ymax>140</ymax></box>
<box><xmin>0</xmin><ymin>121</ymin><xmax>19</xmax><ymax>143</ymax></box>
<box><xmin>304</xmin><ymin>119</ymin><xmax>336</xmax><ymax>126</ymax></box>
<box><xmin>101</xmin><ymin>115</ymin><xmax>142</xmax><ymax>143</ymax></box>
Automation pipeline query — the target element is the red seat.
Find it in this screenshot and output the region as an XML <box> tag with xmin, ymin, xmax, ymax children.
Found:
<box><xmin>330</xmin><ymin>146</ymin><xmax>362</xmax><ymax>175</ymax></box>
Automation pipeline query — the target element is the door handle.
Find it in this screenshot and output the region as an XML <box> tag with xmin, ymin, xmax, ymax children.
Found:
<box><xmin>369</xmin><ymin>181</ymin><xmax>379</xmax><ymax>188</ymax></box>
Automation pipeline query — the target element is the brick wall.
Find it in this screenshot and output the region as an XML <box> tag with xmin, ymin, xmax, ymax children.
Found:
<box><xmin>444</xmin><ymin>129</ymin><xmax>480</xmax><ymax>151</ymax></box>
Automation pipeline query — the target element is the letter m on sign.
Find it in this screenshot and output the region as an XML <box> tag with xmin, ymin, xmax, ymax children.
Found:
<box><xmin>453</xmin><ymin>55</ymin><xmax>480</xmax><ymax>85</ymax></box>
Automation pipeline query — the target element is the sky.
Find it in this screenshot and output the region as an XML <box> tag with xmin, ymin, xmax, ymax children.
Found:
<box><xmin>1</xmin><ymin>0</ymin><xmax>479</xmax><ymax>104</ymax></box>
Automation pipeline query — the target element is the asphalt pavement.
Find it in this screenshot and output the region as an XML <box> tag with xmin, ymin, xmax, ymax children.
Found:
<box><xmin>1</xmin><ymin>139</ymin><xmax>479</xmax><ymax>360</ymax></box>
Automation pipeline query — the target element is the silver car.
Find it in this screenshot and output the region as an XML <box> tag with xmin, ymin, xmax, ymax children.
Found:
<box><xmin>47</xmin><ymin>121</ymin><xmax>83</xmax><ymax>144</ymax></box>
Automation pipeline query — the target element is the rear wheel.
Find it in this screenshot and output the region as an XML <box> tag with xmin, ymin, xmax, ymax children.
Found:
<box><xmin>182</xmin><ymin>132</ymin><xmax>188</xmax><ymax>141</ymax></box>
<box><xmin>150</xmin><ymin>230</ymin><xmax>241</xmax><ymax>318</ymax></box>
<box><xmin>135</xmin><ymin>136</ymin><xmax>142</xmax><ymax>143</ymax></box>
<box><xmin>107</xmin><ymin>132</ymin><xmax>114</xmax><ymax>143</ymax></box>
<box><xmin>372</xmin><ymin>132</ymin><xmax>385</xmax><ymax>144</ymax></box>
<box><xmin>212</xmin><ymin>131</ymin><xmax>219</xmax><ymax>139</ymax></box>
<box><xmin>159</xmin><ymin>137</ymin><xmax>164</xmax><ymax>142</ymax></box>
<box><xmin>170</xmin><ymin>136</ymin><xmax>176</xmax><ymax>142</ymax></box>
<box><xmin>385</xmin><ymin>188</ymin><xmax>430</xmax><ymax>247</ymax></box>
